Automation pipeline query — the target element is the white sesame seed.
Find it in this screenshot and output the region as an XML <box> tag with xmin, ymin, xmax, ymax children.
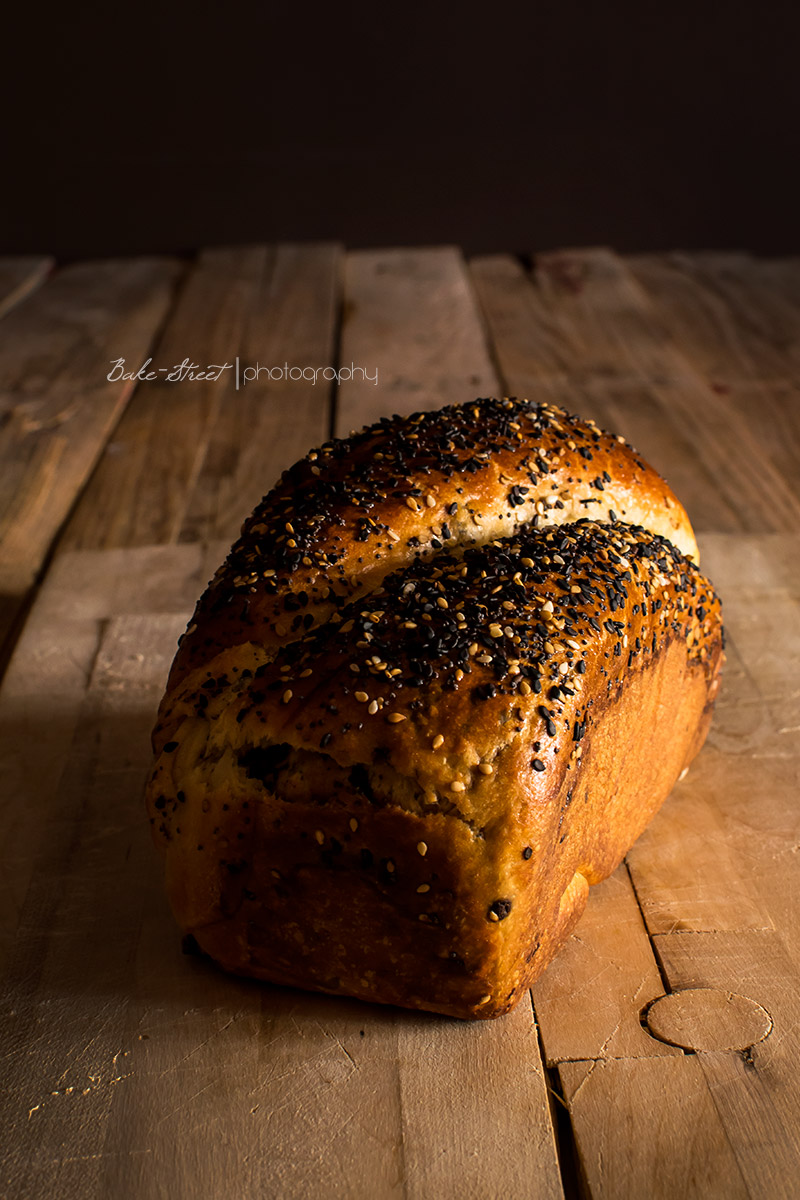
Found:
<box><xmin>417</xmin><ymin>841</ymin><xmax>428</xmax><ymax>856</ymax></box>
<box><xmin>314</xmin><ymin>830</ymin><xmax>324</xmax><ymax>845</ymax></box>
<box><xmin>406</xmin><ymin>496</ymin><xmax>419</xmax><ymax>511</ymax></box>
<box><xmin>275</xmin><ymin>623</ymin><xmax>288</xmax><ymax>637</ymax></box>
<box><xmin>299</xmin><ymin>668</ymin><xmax>313</xmax><ymax>677</ymax></box>
<box><xmin>368</xmin><ymin>700</ymin><xmax>379</xmax><ymax>714</ymax></box>
<box><xmin>349</xmin><ymin>818</ymin><xmax>358</xmax><ymax>832</ymax></box>
<box><xmin>282</xmin><ymin>689</ymin><xmax>293</xmax><ymax>703</ymax></box>
<box><xmin>432</xmin><ymin>734</ymin><xmax>444</xmax><ymax>750</ymax></box>
<box><xmin>354</xmin><ymin>691</ymin><xmax>369</xmax><ymax>702</ymax></box>
<box><xmin>451</xmin><ymin>780</ymin><xmax>466</xmax><ymax>792</ymax></box>
<box><xmin>425</xmin><ymin>494</ymin><xmax>436</xmax><ymax>508</ymax></box>
<box><xmin>417</xmin><ymin>883</ymin><xmax>430</xmax><ymax>893</ymax></box>
<box><xmin>559</xmin><ymin>661</ymin><xmax>570</xmax><ymax>675</ymax></box>
<box><xmin>519</xmin><ymin>680</ymin><xmax>532</xmax><ymax>696</ymax></box>
<box><xmin>477</xmin><ymin>763</ymin><xmax>494</xmax><ymax>775</ymax></box>
<box><xmin>387</xmin><ymin>712</ymin><xmax>406</xmax><ymax>723</ymax></box>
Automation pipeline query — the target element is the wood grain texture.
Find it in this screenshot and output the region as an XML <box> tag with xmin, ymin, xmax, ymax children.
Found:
<box><xmin>0</xmin><ymin>256</ymin><xmax>53</xmax><ymax>319</ymax></box>
<box><xmin>531</xmin><ymin>865</ymin><xmax>679</xmax><ymax>1064</ymax></box>
<box><xmin>628</xmin><ymin>253</ymin><xmax>800</xmax><ymax>506</ymax></box>
<box><xmin>469</xmin><ymin>249</ymin><xmax>800</xmax><ymax>534</ymax></box>
<box><xmin>653</xmin><ymin>932</ymin><xmax>800</xmax><ymax>1198</ymax></box>
<box><xmin>0</xmin><ymin>257</ymin><xmax>181</xmax><ymax>654</ymax></box>
<box><xmin>61</xmin><ymin>243</ymin><xmax>341</xmax><ymax>552</ymax></box>
<box><xmin>558</xmin><ymin>1056</ymin><xmax>749</xmax><ymax>1199</ymax></box>
<box><xmin>644</xmin><ymin>989</ymin><xmax>772</xmax><ymax>1053</ymax></box>
<box><xmin>336</xmin><ymin>247</ymin><xmax>497</xmax><ymax>435</ymax></box>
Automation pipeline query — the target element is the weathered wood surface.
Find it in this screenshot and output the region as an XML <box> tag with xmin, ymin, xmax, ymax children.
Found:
<box><xmin>62</xmin><ymin>243</ymin><xmax>341</xmax><ymax>551</ymax></box>
<box><xmin>0</xmin><ymin>257</ymin><xmax>181</xmax><ymax>658</ymax></box>
<box><xmin>336</xmin><ymin>247</ymin><xmax>497</xmax><ymax>434</ymax></box>
<box><xmin>2</xmin><ymin>245</ymin><xmax>800</xmax><ymax>1197</ymax></box>
<box><xmin>0</xmin><ymin>256</ymin><xmax>53</xmax><ymax>319</ymax></box>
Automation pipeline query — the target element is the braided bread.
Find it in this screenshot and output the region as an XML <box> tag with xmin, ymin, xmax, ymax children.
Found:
<box><xmin>147</xmin><ymin>399</ymin><xmax>722</xmax><ymax>1019</ymax></box>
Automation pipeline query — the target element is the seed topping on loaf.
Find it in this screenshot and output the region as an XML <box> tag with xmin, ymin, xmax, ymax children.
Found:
<box><xmin>249</xmin><ymin>520</ymin><xmax>719</xmax><ymax>769</ymax></box>
<box><xmin>221</xmin><ymin>397</ymin><xmax>647</xmax><ymax>595</ymax></box>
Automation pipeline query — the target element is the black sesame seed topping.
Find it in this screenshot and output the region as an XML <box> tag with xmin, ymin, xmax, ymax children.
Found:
<box><xmin>487</xmin><ymin>899</ymin><xmax>513</xmax><ymax>922</ymax></box>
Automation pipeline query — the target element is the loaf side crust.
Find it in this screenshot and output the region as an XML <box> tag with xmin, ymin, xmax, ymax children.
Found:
<box><xmin>147</xmin><ymin>520</ymin><xmax>722</xmax><ymax>1018</ymax></box>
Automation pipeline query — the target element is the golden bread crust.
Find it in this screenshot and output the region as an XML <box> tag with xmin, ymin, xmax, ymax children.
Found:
<box><xmin>147</xmin><ymin>507</ymin><xmax>722</xmax><ymax>1019</ymax></box>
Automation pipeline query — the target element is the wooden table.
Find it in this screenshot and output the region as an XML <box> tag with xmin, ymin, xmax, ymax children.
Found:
<box><xmin>1</xmin><ymin>245</ymin><xmax>799</xmax><ymax>1198</ymax></box>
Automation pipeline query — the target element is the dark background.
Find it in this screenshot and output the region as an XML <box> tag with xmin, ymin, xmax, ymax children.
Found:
<box><xmin>5</xmin><ymin>3</ymin><xmax>798</xmax><ymax>259</ymax></box>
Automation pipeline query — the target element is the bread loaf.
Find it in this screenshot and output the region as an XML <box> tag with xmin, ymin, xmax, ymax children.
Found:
<box><xmin>146</xmin><ymin>398</ymin><xmax>722</xmax><ymax>1019</ymax></box>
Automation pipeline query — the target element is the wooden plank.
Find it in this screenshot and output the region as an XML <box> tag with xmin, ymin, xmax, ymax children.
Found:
<box><xmin>61</xmin><ymin>244</ymin><xmax>341</xmax><ymax>552</ymax></box>
<box><xmin>653</xmin><ymin>931</ymin><xmax>800</xmax><ymax>1197</ymax></box>
<box><xmin>0</xmin><ymin>256</ymin><xmax>53</xmax><ymax>319</ymax></box>
<box><xmin>558</xmin><ymin>1056</ymin><xmax>749</xmax><ymax>1198</ymax></box>
<box><xmin>469</xmin><ymin>250</ymin><xmax>800</xmax><ymax>535</ymax></box>
<box><xmin>531</xmin><ymin>865</ymin><xmax>680</xmax><ymax>1064</ymax></box>
<box><xmin>628</xmin><ymin>253</ymin><xmax>800</xmax><ymax>502</ymax></box>
<box><xmin>677</xmin><ymin>253</ymin><xmax>800</xmax><ymax>373</ymax></box>
<box><xmin>396</xmin><ymin>997</ymin><xmax>561</xmax><ymax>1199</ymax></box>
<box><xmin>336</xmin><ymin>246</ymin><xmax>497</xmax><ymax>435</ymax></box>
<box><xmin>0</xmin><ymin>257</ymin><xmax>181</xmax><ymax>654</ymax></box>
<box><xmin>627</xmin><ymin>253</ymin><xmax>800</xmax><ymax>384</ymax></box>
<box><xmin>180</xmin><ymin>242</ymin><xmax>342</xmax><ymax>543</ymax></box>
<box><xmin>0</xmin><ymin>543</ymin><xmax>226</xmax><ymax>980</ymax></box>
<box><xmin>0</xmin><ymin>613</ymin><xmax>100</xmax><ymax>976</ymax></box>
<box><xmin>0</xmin><ymin>549</ymin><xmax>563</xmax><ymax>1199</ymax></box>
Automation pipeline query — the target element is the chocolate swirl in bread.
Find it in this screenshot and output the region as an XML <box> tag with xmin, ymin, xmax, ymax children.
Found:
<box><xmin>147</xmin><ymin>399</ymin><xmax>722</xmax><ymax>1019</ymax></box>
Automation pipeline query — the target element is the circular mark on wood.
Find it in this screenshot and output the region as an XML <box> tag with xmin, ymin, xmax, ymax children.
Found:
<box><xmin>644</xmin><ymin>988</ymin><xmax>772</xmax><ymax>1052</ymax></box>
